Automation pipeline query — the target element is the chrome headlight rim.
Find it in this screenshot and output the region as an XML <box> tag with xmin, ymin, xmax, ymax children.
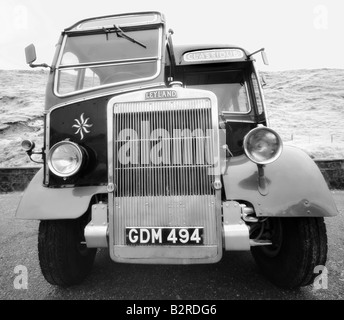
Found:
<box><xmin>243</xmin><ymin>127</ymin><xmax>283</xmax><ymax>165</ymax></box>
<box><xmin>47</xmin><ymin>141</ymin><xmax>84</xmax><ymax>177</ymax></box>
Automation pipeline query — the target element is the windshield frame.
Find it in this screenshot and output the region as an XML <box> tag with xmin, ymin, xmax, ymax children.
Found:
<box><xmin>251</xmin><ymin>62</ymin><xmax>269</xmax><ymax>126</ymax></box>
<box><xmin>54</xmin><ymin>25</ymin><xmax>163</xmax><ymax>97</ymax></box>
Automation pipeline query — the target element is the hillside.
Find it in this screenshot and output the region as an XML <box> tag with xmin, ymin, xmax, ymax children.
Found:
<box><xmin>264</xmin><ymin>68</ymin><xmax>344</xmax><ymax>159</ymax></box>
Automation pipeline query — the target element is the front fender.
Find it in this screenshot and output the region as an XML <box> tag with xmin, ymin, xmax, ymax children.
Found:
<box><xmin>16</xmin><ymin>168</ymin><xmax>108</xmax><ymax>220</ymax></box>
<box><xmin>222</xmin><ymin>146</ymin><xmax>338</xmax><ymax>217</ymax></box>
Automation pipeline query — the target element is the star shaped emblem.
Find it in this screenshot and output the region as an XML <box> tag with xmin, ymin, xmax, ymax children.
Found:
<box><xmin>72</xmin><ymin>113</ymin><xmax>93</xmax><ymax>140</ymax></box>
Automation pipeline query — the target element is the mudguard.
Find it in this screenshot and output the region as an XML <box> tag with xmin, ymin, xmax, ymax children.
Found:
<box><xmin>222</xmin><ymin>146</ymin><xmax>338</xmax><ymax>217</ymax></box>
<box><xmin>16</xmin><ymin>169</ymin><xmax>108</xmax><ymax>220</ymax></box>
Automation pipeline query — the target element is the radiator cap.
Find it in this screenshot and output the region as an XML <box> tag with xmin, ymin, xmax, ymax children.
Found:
<box><xmin>169</xmin><ymin>81</ymin><xmax>183</xmax><ymax>88</ymax></box>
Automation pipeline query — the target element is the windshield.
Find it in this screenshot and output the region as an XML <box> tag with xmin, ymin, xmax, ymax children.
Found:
<box><xmin>56</xmin><ymin>27</ymin><xmax>161</xmax><ymax>95</ymax></box>
<box><xmin>185</xmin><ymin>70</ymin><xmax>251</xmax><ymax>114</ymax></box>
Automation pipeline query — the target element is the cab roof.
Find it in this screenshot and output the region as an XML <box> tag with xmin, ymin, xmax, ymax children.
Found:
<box><xmin>64</xmin><ymin>11</ymin><xmax>164</xmax><ymax>33</ymax></box>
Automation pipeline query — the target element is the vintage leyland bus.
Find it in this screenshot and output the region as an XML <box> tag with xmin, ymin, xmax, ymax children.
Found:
<box><xmin>17</xmin><ymin>12</ymin><xmax>338</xmax><ymax>288</ymax></box>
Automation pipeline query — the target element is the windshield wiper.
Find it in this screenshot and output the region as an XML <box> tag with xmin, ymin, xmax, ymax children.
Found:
<box><xmin>107</xmin><ymin>24</ymin><xmax>147</xmax><ymax>49</ymax></box>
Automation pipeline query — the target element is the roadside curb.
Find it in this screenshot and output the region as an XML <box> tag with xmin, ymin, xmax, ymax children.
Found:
<box><xmin>0</xmin><ymin>167</ymin><xmax>40</xmax><ymax>193</ymax></box>
<box><xmin>314</xmin><ymin>159</ymin><xmax>344</xmax><ymax>190</ymax></box>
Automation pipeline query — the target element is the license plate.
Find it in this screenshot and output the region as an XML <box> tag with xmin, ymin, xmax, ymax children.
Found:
<box><xmin>126</xmin><ymin>227</ymin><xmax>204</xmax><ymax>245</ymax></box>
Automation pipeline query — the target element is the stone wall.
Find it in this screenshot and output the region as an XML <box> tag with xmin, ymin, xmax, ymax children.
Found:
<box><xmin>0</xmin><ymin>160</ymin><xmax>343</xmax><ymax>193</ymax></box>
<box><xmin>315</xmin><ymin>159</ymin><xmax>344</xmax><ymax>190</ymax></box>
<box><xmin>0</xmin><ymin>167</ymin><xmax>40</xmax><ymax>193</ymax></box>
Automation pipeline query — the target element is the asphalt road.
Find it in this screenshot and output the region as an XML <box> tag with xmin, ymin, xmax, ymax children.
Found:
<box><xmin>0</xmin><ymin>191</ymin><xmax>343</xmax><ymax>300</ymax></box>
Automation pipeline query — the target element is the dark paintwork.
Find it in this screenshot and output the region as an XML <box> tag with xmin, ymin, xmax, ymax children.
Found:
<box><xmin>49</xmin><ymin>96</ymin><xmax>109</xmax><ymax>186</ymax></box>
<box><xmin>222</xmin><ymin>146</ymin><xmax>338</xmax><ymax>217</ymax></box>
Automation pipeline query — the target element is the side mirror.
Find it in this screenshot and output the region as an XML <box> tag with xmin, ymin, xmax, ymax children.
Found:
<box><xmin>261</xmin><ymin>51</ymin><xmax>269</xmax><ymax>65</ymax></box>
<box><xmin>247</xmin><ymin>48</ymin><xmax>269</xmax><ymax>66</ymax></box>
<box><xmin>24</xmin><ymin>43</ymin><xmax>51</xmax><ymax>70</ymax></box>
<box><xmin>25</xmin><ymin>44</ymin><xmax>37</xmax><ymax>65</ymax></box>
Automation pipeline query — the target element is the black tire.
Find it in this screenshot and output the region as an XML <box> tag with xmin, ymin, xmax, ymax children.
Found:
<box><xmin>251</xmin><ymin>217</ymin><xmax>327</xmax><ymax>289</ymax></box>
<box><xmin>38</xmin><ymin>216</ymin><xmax>97</xmax><ymax>287</ymax></box>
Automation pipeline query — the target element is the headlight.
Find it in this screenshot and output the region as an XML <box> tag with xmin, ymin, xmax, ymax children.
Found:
<box><xmin>243</xmin><ymin>127</ymin><xmax>283</xmax><ymax>165</ymax></box>
<box><xmin>47</xmin><ymin>141</ymin><xmax>84</xmax><ymax>177</ymax></box>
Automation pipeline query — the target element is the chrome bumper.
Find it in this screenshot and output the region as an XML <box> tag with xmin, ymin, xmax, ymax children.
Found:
<box><xmin>84</xmin><ymin>200</ymin><xmax>255</xmax><ymax>261</ymax></box>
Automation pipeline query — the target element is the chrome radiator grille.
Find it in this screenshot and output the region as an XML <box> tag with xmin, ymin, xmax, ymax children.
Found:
<box><xmin>113</xmin><ymin>99</ymin><xmax>215</xmax><ymax>197</ymax></box>
<box><xmin>109</xmin><ymin>93</ymin><xmax>220</xmax><ymax>250</ymax></box>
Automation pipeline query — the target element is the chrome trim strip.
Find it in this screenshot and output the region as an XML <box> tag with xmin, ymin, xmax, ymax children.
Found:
<box><xmin>45</xmin><ymin>113</ymin><xmax>50</xmax><ymax>184</ymax></box>
<box><xmin>107</xmin><ymin>99</ymin><xmax>114</xmax><ymax>191</ymax></box>
<box><xmin>112</xmin><ymin>246</ymin><xmax>221</xmax><ymax>264</ymax></box>
<box><xmin>54</xmin><ymin>61</ymin><xmax>162</xmax><ymax>98</ymax></box>
<box><xmin>107</xmin><ymin>101</ymin><xmax>115</xmax><ymax>257</ymax></box>
<box><xmin>48</xmin><ymin>82</ymin><xmax>166</xmax><ymax>112</ymax></box>
<box><xmin>59</xmin><ymin>57</ymin><xmax>158</xmax><ymax>69</ymax></box>
<box><xmin>55</xmin><ymin>35</ymin><xmax>67</xmax><ymax>68</ymax></box>
<box><xmin>225</xmin><ymin>119</ymin><xmax>256</xmax><ymax>124</ymax></box>
<box><xmin>112</xmin><ymin>99</ymin><xmax>212</xmax><ymax>113</ymax></box>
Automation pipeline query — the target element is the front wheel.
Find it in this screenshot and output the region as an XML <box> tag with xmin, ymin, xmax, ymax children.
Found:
<box><xmin>251</xmin><ymin>217</ymin><xmax>327</xmax><ymax>289</ymax></box>
<box><xmin>38</xmin><ymin>216</ymin><xmax>97</xmax><ymax>287</ymax></box>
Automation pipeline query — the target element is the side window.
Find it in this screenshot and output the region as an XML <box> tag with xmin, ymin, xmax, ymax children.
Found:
<box><xmin>57</xmin><ymin>52</ymin><xmax>79</xmax><ymax>94</ymax></box>
<box><xmin>57</xmin><ymin>52</ymin><xmax>100</xmax><ymax>94</ymax></box>
<box><xmin>83</xmin><ymin>68</ymin><xmax>100</xmax><ymax>89</ymax></box>
<box><xmin>58</xmin><ymin>69</ymin><xmax>78</xmax><ymax>95</ymax></box>
<box><xmin>228</xmin><ymin>83</ymin><xmax>250</xmax><ymax>113</ymax></box>
<box><xmin>184</xmin><ymin>70</ymin><xmax>251</xmax><ymax>114</ymax></box>
<box><xmin>251</xmin><ymin>72</ymin><xmax>264</xmax><ymax>114</ymax></box>
<box><xmin>61</xmin><ymin>52</ymin><xmax>78</xmax><ymax>65</ymax></box>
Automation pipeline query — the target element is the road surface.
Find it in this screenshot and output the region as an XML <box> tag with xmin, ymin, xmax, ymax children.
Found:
<box><xmin>0</xmin><ymin>191</ymin><xmax>343</xmax><ymax>300</ymax></box>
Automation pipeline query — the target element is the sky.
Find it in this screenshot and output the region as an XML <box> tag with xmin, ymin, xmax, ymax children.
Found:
<box><xmin>0</xmin><ymin>0</ymin><xmax>343</xmax><ymax>71</ymax></box>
